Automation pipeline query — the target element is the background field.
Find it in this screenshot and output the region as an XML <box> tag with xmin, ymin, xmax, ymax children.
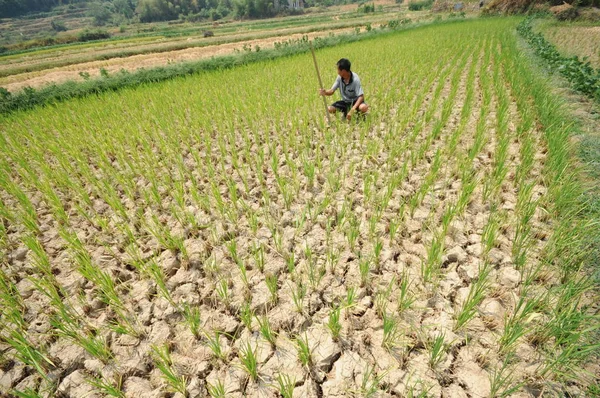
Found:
<box><xmin>1</xmin><ymin>17</ymin><xmax>599</xmax><ymax>398</ymax></box>
<box><xmin>535</xmin><ymin>19</ymin><xmax>600</xmax><ymax>68</ymax></box>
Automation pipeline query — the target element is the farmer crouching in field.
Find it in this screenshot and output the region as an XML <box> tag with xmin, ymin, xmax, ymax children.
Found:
<box><xmin>319</xmin><ymin>58</ymin><xmax>369</xmax><ymax>121</ymax></box>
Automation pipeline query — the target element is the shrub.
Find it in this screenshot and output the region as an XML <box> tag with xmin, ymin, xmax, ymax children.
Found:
<box><xmin>51</xmin><ymin>20</ymin><xmax>68</xmax><ymax>32</ymax></box>
<box><xmin>358</xmin><ymin>2</ymin><xmax>375</xmax><ymax>12</ymax></box>
<box><xmin>555</xmin><ymin>6</ymin><xmax>578</xmax><ymax>20</ymax></box>
<box><xmin>550</xmin><ymin>2</ymin><xmax>578</xmax><ymax>20</ymax></box>
<box><xmin>77</xmin><ymin>29</ymin><xmax>111</xmax><ymax>42</ymax></box>
<box><xmin>408</xmin><ymin>0</ymin><xmax>434</xmax><ymax>10</ymax></box>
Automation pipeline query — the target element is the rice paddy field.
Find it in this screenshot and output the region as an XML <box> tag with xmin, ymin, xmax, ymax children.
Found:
<box><xmin>1</xmin><ymin>17</ymin><xmax>599</xmax><ymax>397</ymax></box>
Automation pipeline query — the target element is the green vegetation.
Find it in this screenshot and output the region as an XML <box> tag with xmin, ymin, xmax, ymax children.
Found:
<box><xmin>408</xmin><ymin>0</ymin><xmax>433</xmax><ymax>11</ymax></box>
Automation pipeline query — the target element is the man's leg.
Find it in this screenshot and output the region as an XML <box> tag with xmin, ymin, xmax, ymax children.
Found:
<box><xmin>358</xmin><ymin>103</ymin><xmax>369</xmax><ymax>114</ymax></box>
<box><xmin>330</xmin><ymin>101</ymin><xmax>352</xmax><ymax>118</ymax></box>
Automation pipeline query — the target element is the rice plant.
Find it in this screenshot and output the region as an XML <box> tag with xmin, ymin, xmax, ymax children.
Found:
<box><xmin>207</xmin><ymin>379</ymin><xmax>226</xmax><ymax>398</ymax></box>
<box><xmin>151</xmin><ymin>344</ymin><xmax>188</xmax><ymax>396</ymax></box>
<box><xmin>181</xmin><ymin>302</ymin><xmax>201</xmax><ymax>339</ymax></box>
<box><xmin>296</xmin><ymin>333</ymin><xmax>312</xmax><ymax>368</ymax></box>
<box><xmin>256</xmin><ymin>315</ymin><xmax>277</xmax><ymax>348</ymax></box>
<box><xmin>276</xmin><ymin>373</ymin><xmax>296</xmax><ymax>398</ymax></box>
<box><xmin>238</xmin><ymin>341</ymin><xmax>259</xmax><ymax>382</ymax></box>
<box><xmin>326</xmin><ymin>306</ymin><xmax>342</xmax><ymax>342</ymax></box>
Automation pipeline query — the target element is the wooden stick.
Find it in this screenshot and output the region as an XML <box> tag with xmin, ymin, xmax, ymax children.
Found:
<box><xmin>310</xmin><ymin>41</ymin><xmax>330</xmax><ymax>124</ymax></box>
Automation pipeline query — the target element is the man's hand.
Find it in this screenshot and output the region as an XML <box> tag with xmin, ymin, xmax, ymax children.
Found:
<box><xmin>319</xmin><ymin>89</ymin><xmax>326</xmax><ymax>96</ymax></box>
<box><xmin>346</xmin><ymin>109</ymin><xmax>354</xmax><ymax>120</ymax></box>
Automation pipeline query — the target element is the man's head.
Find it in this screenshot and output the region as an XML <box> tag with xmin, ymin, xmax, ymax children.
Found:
<box><xmin>337</xmin><ymin>58</ymin><xmax>351</xmax><ymax>79</ymax></box>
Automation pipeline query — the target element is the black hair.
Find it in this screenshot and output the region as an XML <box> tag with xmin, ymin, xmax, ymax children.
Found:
<box><xmin>336</xmin><ymin>58</ymin><xmax>351</xmax><ymax>72</ymax></box>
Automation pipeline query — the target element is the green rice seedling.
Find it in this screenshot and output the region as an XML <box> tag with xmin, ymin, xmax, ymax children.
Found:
<box><xmin>252</xmin><ymin>243</ymin><xmax>265</xmax><ymax>273</ymax></box>
<box><xmin>512</xmin><ymin>184</ymin><xmax>536</xmax><ymax>270</ymax></box>
<box><xmin>215</xmin><ymin>278</ymin><xmax>231</xmax><ymax>309</ymax></box>
<box><xmin>147</xmin><ymin>215</ymin><xmax>188</xmax><ymax>258</ymax></box>
<box><xmin>87</xmin><ymin>374</ymin><xmax>125</xmax><ymax>398</ymax></box>
<box><xmin>454</xmin><ymin>262</ymin><xmax>491</xmax><ymax>331</ymax></box>
<box><xmin>326</xmin><ymin>246</ymin><xmax>340</xmax><ymax>274</ymax></box>
<box><xmin>327</xmin><ymin>306</ymin><xmax>342</xmax><ymax>342</ymax></box>
<box><xmin>307</xmin><ymin>261</ymin><xmax>325</xmax><ymax>291</ymax></box>
<box><xmin>1</xmin><ymin>325</ymin><xmax>54</xmax><ymax>379</ymax></box>
<box><xmin>207</xmin><ymin>379</ymin><xmax>226</xmax><ymax>398</ymax></box>
<box><xmin>422</xmin><ymin>230</ymin><xmax>444</xmax><ymax>283</ymax></box>
<box><xmin>343</xmin><ymin>286</ymin><xmax>357</xmax><ymax>317</ymax></box>
<box><xmin>368</xmin><ymin>213</ymin><xmax>380</xmax><ymax>239</ymax></box>
<box><xmin>247</xmin><ymin>208</ymin><xmax>260</xmax><ymax>236</ymax></box>
<box><xmin>440</xmin><ymin>204</ymin><xmax>456</xmax><ymax>237</ymax></box>
<box><xmin>489</xmin><ymin>353</ymin><xmax>522</xmax><ymax>398</ymax></box>
<box><xmin>239</xmin><ymin>341</ymin><xmax>259</xmax><ymax>382</ymax></box>
<box><xmin>276</xmin><ymin>373</ymin><xmax>296</xmax><ymax>398</ymax></box>
<box><xmin>60</xmin><ymin>227</ymin><xmax>127</xmax><ymax>313</ymax></box>
<box><xmin>256</xmin><ymin>315</ymin><xmax>277</xmax><ymax>348</ymax></box>
<box><xmin>498</xmin><ymin>296</ymin><xmax>538</xmax><ymax>355</ymax></box>
<box><xmin>286</xmin><ymin>251</ymin><xmax>296</xmax><ymax>275</ymax></box>
<box><xmin>382</xmin><ymin>312</ymin><xmax>400</xmax><ymax>350</ymax></box>
<box><xmin>147</xmin><ymin>258</ymin><xmax>175</xmax><ymax>307</ymax></box>
<box><xmin>346</xmin><ymin>215</ymin><xmax>360</xmax><ymax>252</ymax></box>
<box><xmin>359</xmin><ymin>364</ymin><xmax>386</xmax><ymax>397</ymax></box>
<box><xmin>427</xmin><ymin>333</ymin><xmax>448</xmax><ymax>369</ymax></box>
<box><xmin>272</xmin><ymin>227</ymin><xmax>284</xmax><ymax>253</ymax></box>
<box><xmin>11</xmin><ymin>388</ymin><xmax>43</xmax><ymax>398</ymax></box>
<box><xmin>22</xmin><ymin>234</ymin><xmax>53</xmax><ymax>278</ymax></box>
<box><xmin>0</xmin><ymin>269</ymin><xmax>25</xmax><ymax>329</ymax></box>
<box><xmin>290</xmin><ymin>280</ymin><xmax>306</xmax><ymax>314</ymax></box>
<box><xmin>239</xmin><ymin>301</ymin><xmax>254</xmax><ymax>330</ymax></box>
<box><xmin>389</xmin><ymin>216</ymin><xmax>400</xmax><ymax>243</ymax></box>
<box><xmin>181</xmin><ymin>302</ymin><xmax>201</xmax><ymax>339</ymax></box>
<box><xmin>265</xmin><ymin>273</ymin><xmax>278</xmax><ymax>304</ymax></box>
<box><xmin>237</xmin><ymin>260</ymin><xmax>250</xmax><ymax>291</ymax></box>
<box><xmin>205</xmin><ymin>330</ymin><xmax>228</xmax><ymax>361</ymax></box>
<box><xmin>373</xmin><ymin>238</ymin><xmax>383</xmax><ymax>269</ymax></box>
<box><xmin>481</xmin><ymin>209</ymin><xmax>501</xmax><ymax>256</ymax></box>
<box><xmin>151</xmin><ymin>344</ymin><xmax>187</xmax><ymax>396</ymax></box>
<box><xmin>204</xmin><ymin>255</ymin><xmax>221</xmax><ymax>280</ymax></box>
<box><xmin>225</xmin><ymin>239</ymin><xmax>240</xmax><ymax>265</ymax></box>
<box><xmin>455</xmin><ymin>171</ymin><xmax>478</xmax><ymax>214</ymax></box>
<box><xmin>4</xmin><ymin>181</ymin><xmax>39</xmax><ymax>235</ymax></box>
<box><xmin>296</xmin><ymin>333</ymin><xmax>312</xmax><ymax>368</ymax></box>
<box><xmin>359</xmin><ymin>256</ymin><xmax>371</xmax><ymax>289</ymax></box>
<box><xmin>374</xmin><ymin>277</ymin><xmax>395</xmax><ymax>318</ymax></box>
<box><xmin>50</xmin><ymin>314</ymin><xmax>112</xmax><ymax>363</ymax></box>
<box><xmin>304</xmin><ymin>245</ymin><xmax>313</xmax><ymax>266</ymax></box>
<box><xmin>303</xmin><ymin>156</ymin><xmax>316</xmax><ymax>188</ymax></box>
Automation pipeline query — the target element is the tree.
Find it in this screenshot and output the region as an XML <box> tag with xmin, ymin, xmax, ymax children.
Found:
<box><xmin>88</xmin><ymin>1</ymin><xmax>113</xmax><ymax>25</ymax></box>
<box><xmin>137</xmin><ymin>0</ymin><xmax>178</xmax><ymax>21</ymax></box>
<box><xmin>113</xmin><ymin>0</ymin><xmax>135</xmax><ymax>18</ymax></box>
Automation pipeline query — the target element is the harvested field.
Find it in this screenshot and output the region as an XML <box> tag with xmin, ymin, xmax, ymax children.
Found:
<box><xmin>536</xmin><ymin>21</ymin><xmax>600</xmax><ymax>69</ymax></box>
<box><xmin>0</xmin><ymin>27</ymin><xmax>365</xmax><ymax>93</ymax></box>
<box><xmin>0</xmin><ymin>17</ymin><xmax>598</xmax><ymax>398</ymax></box>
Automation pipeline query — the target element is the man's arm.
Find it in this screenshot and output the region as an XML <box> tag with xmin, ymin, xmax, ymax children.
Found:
<box><xmin>320</xmin><ymin>76</ymin><xmax>340</xmax><ymax>97</ymax></box>
<box><xmin>348</xmin><ymin>95</ymin><xmax>364</xmax><ymax>114</ymax></box>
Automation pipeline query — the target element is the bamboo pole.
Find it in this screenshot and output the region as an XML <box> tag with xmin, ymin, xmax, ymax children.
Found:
<box><xmin>310</xmin><ymin>41</ymin><xmax>330</xmax><ymax>124</ymax></box>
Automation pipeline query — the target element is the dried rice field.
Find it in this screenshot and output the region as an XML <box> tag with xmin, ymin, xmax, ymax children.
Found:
<box><xmin>1</xmin><ymin>17</ymin><xmax>598</xmax><ymax>398</ymax></box>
